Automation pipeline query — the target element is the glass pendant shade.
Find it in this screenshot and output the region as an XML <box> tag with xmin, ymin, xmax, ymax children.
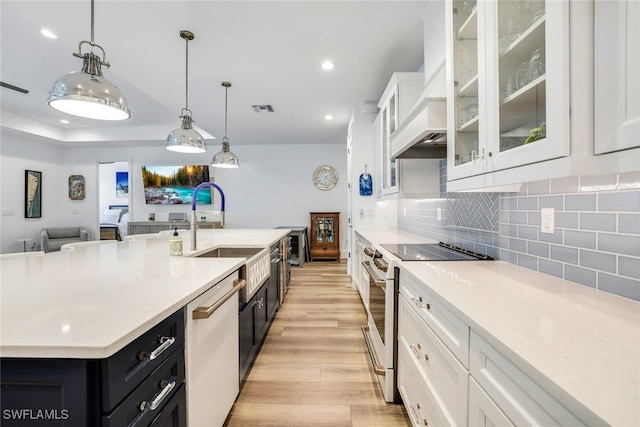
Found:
<box><xmin>166</xmin><ymin>111</ymin><xmax>206</xmax><ymax>153</ymax></box>
<box><xmin>211</xmin><ymin>137</ymin><xmax>239</xmax><ymax>168</ymax></box>
<box><xmin>211</xmin><ymin>81</ymin><xmax>239</xmax><ymax>168</ymax></box>
<box><xmin>47</xmin><ymin>1</ymin><xmax>130</xmax><ymax>121</ymax></box>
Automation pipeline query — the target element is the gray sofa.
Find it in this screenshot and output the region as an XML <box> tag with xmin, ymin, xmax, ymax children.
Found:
<box><xmin>41</xmin><ymin>227</ymin><xmax>89</xmax><ymax>253</ymax></box>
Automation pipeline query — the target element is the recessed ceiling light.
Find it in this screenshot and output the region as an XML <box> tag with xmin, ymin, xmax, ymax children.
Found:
<box><xmin>40</xmin><ymin>28</ymin><xmax>58</xmax><ymax>39</ymax></box>
<box><xmin>325</xmin><ymin>114</ymin><xmax>334</xmax><ymax>121</ymax></box>
<box><xmin>60</xmin><ymin>119</ymin><xmax>70</xmax><ymax>124</ymax></box>
<box><xmin>321</xmin><ymin>61</ymin><xmax>334</xmax><ymax>71</ymax></box>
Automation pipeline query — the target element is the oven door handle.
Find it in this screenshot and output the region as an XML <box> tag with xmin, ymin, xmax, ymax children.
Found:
<box><xmin>362</xmin><ymin>261</ymin><xmax>387</xmax><ymax>288</ymax></box>
<box><xmin>361</xmin><ymin>325</ymin><xmax>386</xmax><ymax>376</ymax></box>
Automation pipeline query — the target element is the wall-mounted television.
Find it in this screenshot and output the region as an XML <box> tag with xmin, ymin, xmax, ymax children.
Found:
<box><xmin>141</xmin><ymin>165</ymin><xmax>211</xmax><ymax>205</ymax></box>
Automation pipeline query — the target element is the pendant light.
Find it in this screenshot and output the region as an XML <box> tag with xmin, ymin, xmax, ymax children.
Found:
<box><xmin>48</xmin><ymin>0</ymin><xmax>130</xmax><ymax>121</ymax></box>
<box><xmin>165</xmin><ymin>30</ymin><xmax>207</xmax><ymax>153</ymax></box>
<box><xmin>211</xmin><ymin>82</ymin><xmax>239</xmax><ymax>168</ymax></box>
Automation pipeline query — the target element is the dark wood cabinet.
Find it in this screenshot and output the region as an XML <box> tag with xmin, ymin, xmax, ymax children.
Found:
<box><xmin>309</xmin><ymin>212</ymin><xmax>340</xmax><ymax>261</ymax></box>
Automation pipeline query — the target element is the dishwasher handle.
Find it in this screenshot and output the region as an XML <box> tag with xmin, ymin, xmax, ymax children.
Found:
<box><xmin>192</xmin><ymin>279</ymin><xmax>246</xmax><ymax>320</ymax></box>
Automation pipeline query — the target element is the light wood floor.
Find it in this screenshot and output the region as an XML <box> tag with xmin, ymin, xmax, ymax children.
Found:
<box><xmin>224</xmin><ymin>261</ymin><xmax>410</xmax><ymax>427</ymax></box>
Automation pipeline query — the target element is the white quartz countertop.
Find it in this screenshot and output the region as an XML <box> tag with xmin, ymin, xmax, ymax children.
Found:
<box><xmin>355</xmin><ymin>228</ymin><xmax>437</xmax><ymax>247</ymax></box>
<box><xmin>0</xmin><ymin>228</ymin><xmax>289</xmax><ymax>359</ymax></box>
<box><xmin>400</xmin><ymin>260</ymin><xmax>640</xmax><ymax>427</ymax></box>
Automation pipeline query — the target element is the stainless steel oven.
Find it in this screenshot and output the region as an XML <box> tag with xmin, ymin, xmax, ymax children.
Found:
<box><xmin>361</xmin><ymin>248</ymin><xmax>400</xmax><ymax>403</ymax></box>
<box><xmin>360</xmin><ymin>242</ymin><xmax>494</xmax><ymax>404</ymax></box>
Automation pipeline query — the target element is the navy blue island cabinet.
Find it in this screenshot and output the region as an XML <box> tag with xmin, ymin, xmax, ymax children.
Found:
<box><xmin>1</xmin><ymin>309</ymin><xmax>186</xmax><ymax>427</ymax></box>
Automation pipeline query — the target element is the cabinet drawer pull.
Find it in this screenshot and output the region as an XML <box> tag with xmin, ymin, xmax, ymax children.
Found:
<box><xmin>410</xmin><ymin>343</ymin><xmax>430</xmax><ymax>362</ymax></box>
<box><xmin>411</xmin><ymin>296</ymin><xmax>430</xmax><ymax>310</ymax></box>
<box><xmin>410</xmin><ymin>403</ymin><xmax>428</xmax><ymax>426</ymax></box>
<box><xmin>149</xmin><ymin>336</ymin><xmax>175</xmax><ymax>361</ymax></box>
<box><xmin>193</xmin><ymin>279</ymin><xmax>246</xmax><ymax>320</ymax></box>
<box><xmin>149</xmin><ymin>380</ymin><xmax>176</xmax><ymax>410</ymax></box>
<box><xmin>410</xmin><ymin>343</ymin><xmax>422</xmax><ymax>359</ymax></box>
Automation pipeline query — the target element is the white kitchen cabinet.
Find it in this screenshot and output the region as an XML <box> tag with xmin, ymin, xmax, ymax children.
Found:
<box><xmin>377</xmin><ymin>72</ymin><xmax>424</xmax><ymax>196</ymax></box>
<box><xmin>594</xmin><ymin>0</ymin><xmax>640</xmax><ymax>155</ymax></box>
<box><xmin>398</xmin><ymin>340</ymin><xmax>448</xmax><ymax>427</ymax></box>
<box><xmin>469</xmin><ymin>377</ymin><xmax>514</xmax><ymax>427</ymax></box>
<box><xmin>398</xmin><ymin>294</ymin><xmax>468</xmax><ymax>426</ymax></box>
<box><xmin>354</xmin><ymin>234</ymin><xmax>369</xmax><ymax>310</ymax></box>
<box><xmin>445</xmin><ymin>0</ymin><xmax>571</xmax><ymax>188</ymax></box>
<box><xmin>470</xmin><ymin>331</ymin><xmax>587</xmax><ymax>426</ymax></box>
<box><xmin>400</xmin><ymin>269</ymin><xmax>470</xmax><ymax>364</ymax></box>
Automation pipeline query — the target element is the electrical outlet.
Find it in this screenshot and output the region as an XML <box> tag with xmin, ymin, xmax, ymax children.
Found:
<box><xmin>541</xmin><ymin>208</ymin><xmax>554</xmax><ymax>234</ymax></box>
<box><xmin>437</xmin><ymin>207</ymin><xmax>442</xmax><ymax>221</ymax></box>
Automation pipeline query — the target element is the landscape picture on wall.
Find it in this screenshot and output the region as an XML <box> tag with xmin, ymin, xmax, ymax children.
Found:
<box><xmin>142</xmin><ymin>165</ymin><xmax>211</xmax><ymax>205</ymax></box>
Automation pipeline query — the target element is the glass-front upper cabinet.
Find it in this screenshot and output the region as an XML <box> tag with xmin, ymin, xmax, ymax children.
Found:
<box><xmin>377</xmin><ymin>72</ymin><xmax>424</xmax><ymax>196</ymax></box>
<box><xmin>446</xmin><ymin>0</ymin><xmax>570</xmax><ymax>183</ymax></box>
<box><xmin>446</xmin><ymin>0</ymin><xmax>483</xmax><ymax>177</ymax></box>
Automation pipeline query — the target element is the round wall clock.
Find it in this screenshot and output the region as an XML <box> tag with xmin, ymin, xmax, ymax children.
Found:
<box><xmin>312</xmin><ymin>165</ymin><xmax>338</xmax><ymax>190</ymax></box>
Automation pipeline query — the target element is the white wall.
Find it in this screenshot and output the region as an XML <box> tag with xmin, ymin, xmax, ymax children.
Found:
<box><xmin>0</xmin><ymin>132</ymin><xmax>95</xmax><ymax>252</ymax></box>
<box><xmin>1</xmin><ymin>130</ymin><xmax>348</xmax><ymax>255</ymax></box>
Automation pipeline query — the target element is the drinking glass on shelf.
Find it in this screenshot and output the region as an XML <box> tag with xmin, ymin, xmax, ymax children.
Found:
<box><xmin>500</xmin><ymin>73</ymin><xmax>517</xmax><ymax>99</ymax></box>
<box><xmin>516</xmin><ymin>61</ymin><xmax>531</xmax><ymax>90</ymax></box>
<box><xmin>467</xmin><ymin>103</ymin><xmax>478</xmax><ymax>122</ymax></box>
<box><xmin>529</xmin><ymin>47</ymin><xmax>545</xmax><ymax>79</ymax></box>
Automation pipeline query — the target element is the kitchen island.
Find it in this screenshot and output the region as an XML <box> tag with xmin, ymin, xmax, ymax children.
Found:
<box><xmin>0</xmin><ymin>228</ymin><xmax>289</xmax><ymax>426</ymax></box>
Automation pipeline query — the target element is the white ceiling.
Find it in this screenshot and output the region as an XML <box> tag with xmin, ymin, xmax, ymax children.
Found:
<box><xmin>0</xmin><ymin>0</ymin><xmax>428</xmax><ymax>148</ymax></box>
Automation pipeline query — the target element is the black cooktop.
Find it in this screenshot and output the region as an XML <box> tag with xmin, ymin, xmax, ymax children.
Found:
<box><xmin>380</xmin><ymin>242</ymin><xmax>493</xmax><ymax>261</ymax></box>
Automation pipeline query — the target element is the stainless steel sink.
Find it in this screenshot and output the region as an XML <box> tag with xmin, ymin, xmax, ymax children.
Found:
<box><xmin>196</xmin><ymin>247</ymin><xmax>263</xmax><ymax>259</ymax></box>
<box><xmin>196</xmin><ymin>246</ymin><xmax>270</xmax><ymax>303</ymax></box>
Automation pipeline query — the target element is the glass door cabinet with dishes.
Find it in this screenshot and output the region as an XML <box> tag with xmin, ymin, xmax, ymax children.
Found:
<box><xmin>309</xmin><ymin>212</ymin><xmax>340</xmax><ymax>262</ymax></box>
<box><xmin>445</xmin><ymin>0</ymin><xmax>570</xmax><ymax>187</ymax></box>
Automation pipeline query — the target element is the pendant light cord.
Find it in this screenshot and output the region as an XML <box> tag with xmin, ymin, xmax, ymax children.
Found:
<box><xmin>224</xmin><ymin>86</ymin><xmax>228</xmax><ymax>137</ymax></box>
<box><xmin>185</xmin><ymin>37</ymin><xmax>189</xmax><ymax>110</ymax></box>
<box><xmin>90</xmin><ymin>0</ymin><xmax>95</xmax><ymax>44</ymax></box>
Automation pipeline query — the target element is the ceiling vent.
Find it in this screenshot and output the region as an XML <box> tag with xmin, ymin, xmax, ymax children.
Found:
<box><xmin>252</xmin><ymin>105</ymin><xmax>274</xmax><ymax>113</ymax></box>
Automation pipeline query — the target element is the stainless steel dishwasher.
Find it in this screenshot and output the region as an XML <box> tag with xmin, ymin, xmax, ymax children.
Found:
<box><xmin>185</xmin><ymin>270</ymin><xmax>243</xmax><ymax>426</ymax></box>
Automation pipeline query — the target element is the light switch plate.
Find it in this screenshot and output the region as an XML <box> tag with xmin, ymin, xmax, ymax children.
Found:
<box><xmin>437</xmin><ymin>207</ymin><xmax>442</xmax><ymax>221</ymax></box>
<box><xmin>541</xmin><ymin>208</ymin><xmax>554</xmax><ymax>234</ymax></box>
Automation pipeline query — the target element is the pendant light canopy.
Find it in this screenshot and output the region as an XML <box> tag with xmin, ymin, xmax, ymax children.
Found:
<box><xmin>48</xmin><ymin>0</ymin><xmax>130</xmax><ymax>121</ymax></box>
<box><xmin>211</xmin><ymin>82</ymin><xmax>239</xmax><ymax>168</ymax></box>
<box><xmin>166</xmin><ymin>30</ymin><xmax>206</xmax><ymax>153</ymax></box>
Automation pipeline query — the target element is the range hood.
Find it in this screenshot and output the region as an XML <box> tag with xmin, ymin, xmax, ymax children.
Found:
<box><xmin>390</xmin><ymin>97</ymin><xmax>447</xmax><ymax>159</ymax></box>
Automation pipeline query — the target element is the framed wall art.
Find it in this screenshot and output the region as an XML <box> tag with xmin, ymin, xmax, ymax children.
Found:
<box><xmin>116</xmin><ymin>171</ymin><xmax>129</xmax><ymax>198</ymax></box>
<box><xmin>68</xmin><ymin>174</ymin><xmax>85</xmax><ymax>200</ymax></box>
<box><xmin>25</xmin><ymin>170</ymin><xmax>42</xmax><ymax>218</ymax></box>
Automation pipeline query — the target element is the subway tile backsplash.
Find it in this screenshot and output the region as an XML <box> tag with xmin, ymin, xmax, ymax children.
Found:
<box><xmin>397</xmin><ymin>160</ymin><xmax>640</xmax><ymax>301</ymax></box>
